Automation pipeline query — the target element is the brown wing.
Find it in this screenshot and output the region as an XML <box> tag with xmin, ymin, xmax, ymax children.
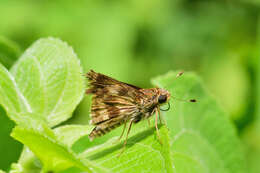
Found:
<box><xmin>86</xmin><ymin>70</ymin><xmax>144</xmax><ymax>140</ymax></box>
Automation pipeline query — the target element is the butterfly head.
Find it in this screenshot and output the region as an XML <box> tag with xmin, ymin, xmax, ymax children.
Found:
<box><xmin>157</xmin><ymin>88</ymin><xmax>171</xmax><ymax>105</ymax></box>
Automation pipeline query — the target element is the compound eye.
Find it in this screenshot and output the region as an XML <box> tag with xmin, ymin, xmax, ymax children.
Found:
<box><xmin>158</xmin><ymin>95</ymin><xmax>167</xmax><ymax>104</ymax></box>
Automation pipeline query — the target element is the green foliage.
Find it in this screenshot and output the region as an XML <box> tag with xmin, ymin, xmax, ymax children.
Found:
<box><xmin>152</xmin><ymin>72</ymin><xmax>246</xmax><ymax>173</ymax></box>
<box><xmin>0</xmin><ymin>38</ymin><xmax>85</xmax><ymax>126</ymax></box>
<box><xmin>0</xmin><ymin>38</ymin><xmax>87</xmax><ymax>172</ymax></box>
<box><xmin>10</xmin><ymin>38</ymin><xmax>85</xmax><ymax>127</ymax></box>
<box><xmin>0</xmin><ymin>107</ymin><xmax>22</xmax><ymax>171</ymax></box>
<box><xmin>0</xmin><ymin>38</ymin><xmax>246</xmax><ymax>172</ymax></box>
<box><xmin>11</xmin><ymin>124</ymin><xmax>104</xmax><ymax>173</ymax></box>
<box><xmin>68</xmin><ymin>71</ymin><xmax>247</xmax><ymax>173</ymax></box>
<box><xmin>242</xmin><ymin>51</ymin><xmax>260</xmax><ymax>173</ymax></box>
<box><xmin>0</xmin><ymin>0</ymin><xmax>258</xmax><ymax>171</ymax></box>
<box><xmin>0</xmin><ymin>36</ymin><xmax>20</xmax><ymax>69</ymax></box>
<box><xmin>10</xmin><ymin>147</ymin><xmax>41</xmax><ymax>173</ymax></box>
<box><xmin>54</xmin><ymin>125</ymin><xmax>93</xmax><ymax>148</ymax></box>
<box><xmin>0</xmin><ymin>36</ymin><xmax>22</xmax><ymax>170</ymax></box>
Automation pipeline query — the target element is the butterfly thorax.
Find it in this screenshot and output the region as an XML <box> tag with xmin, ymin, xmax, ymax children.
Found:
<box><xmin>137</xmin><ymin>88</ymin><xmax>170</xmax><ymax>120</ymax></box>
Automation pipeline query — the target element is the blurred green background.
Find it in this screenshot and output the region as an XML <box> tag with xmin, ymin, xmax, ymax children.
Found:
<box><xmin>0</xmin><ymin>0</ymin><xmax>259</xmax><ymax>172</ymax></box>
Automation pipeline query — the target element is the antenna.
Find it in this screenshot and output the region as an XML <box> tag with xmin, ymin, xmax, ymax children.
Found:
<box><xmin>172</xmin><ymin>71</ymin><xmax>197</xmax><ymax>103</ymax></box>
<box><xmin>172</xmin><ymin>96</ymin><xmax>197</xmax><ymax>103</ymax></box>
<box><xmin>158</xmin><ymin>71</ymin><xmax>192</xmax><ymax>112</ymax></box>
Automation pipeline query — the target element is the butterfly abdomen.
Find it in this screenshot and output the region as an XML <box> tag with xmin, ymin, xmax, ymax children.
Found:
<box><xmin>89</xmin><ymin>121</ymin><xmax>124</xmax><ymax>141</ymax></box>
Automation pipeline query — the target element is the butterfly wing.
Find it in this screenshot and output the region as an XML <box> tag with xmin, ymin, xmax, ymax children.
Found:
<box><xmin>86</xmin><ymin>70</ymin><xmax>144</xmax><ymax>140</ymax></box>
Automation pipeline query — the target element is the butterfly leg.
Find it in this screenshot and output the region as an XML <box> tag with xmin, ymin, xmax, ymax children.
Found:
<box><xmin>118</xmin><ymin>120</ymin><xmax>133</xmax><ymax>156</ymax></box>
<box><xmin>147</xmin><ymin>118</ymin><xmax>151</xmax><ymax>127</ymax></box>
<box><xmin>155</xmin><ymin>109</ymin><xmax>162</xmax><ymax>144</ymax></box>
<box><xmin>158</xmin><ymin>108</ymin><xmax>167</xmax><ymax>126</ymax></box>
<box><xmin>158</xmin><ymin>111</ymin><xmax>162</xmax><ymax>124</ymax></box>
<box><xmin>114</xmin><ymin>121</ymin><xmax>127</xmax><ymax>143</ymax></box>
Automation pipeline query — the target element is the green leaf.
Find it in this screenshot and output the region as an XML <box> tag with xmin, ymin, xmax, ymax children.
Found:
<box><xmin>1</xmin><ymin>38</ymin><xmax>86</xmax><ymax>172</ymax></box>
<box><xmin>10</xmin><ymin>147</ymin><xmax>41</xmax><ymax>173</ymax></box>
<box><xmin>0</xmin><ymin>63</ymin><xmax>32</xmax><ymax>119</ymax></box>
<box><xmin>11</xmin><ymin>124</ymin><xmax>107</xmax><ymax>173</ymax></box>
<box><xmin>0</xmin><ymin>106</ymin><xmax>22</xmax><ymax>171</ymax></box>
<box><xmin>0</xmin><ymin>36</ymin><xmax>21</xmax><ymax>69</ymax></box>
<box><xmin>54</xmin><ymin>125</ymin><xmax>93</xmax><ymax>148</ymax></box>
<box><xmin>256</xmin><ymin>43</ymin><xmax>260</xmax><ymax>130</ymax></box>
<box><xmin>10</xmin><ymin>37</ymin><xmax>85</xmax><ymax>127</ymax></box>
<box><xmin>74</xmin><ymin>71</ymin><xmax>245</xmax><ymax>173</ymax></box>
<box><xmin>10</xmin><ymin>163</ymin><xmax>26</xmax><ymax>173</ymax></box>
<box><xmin>241</xmin><ymin>48</ymin><xmax>260</xmax><ymax>173</ymax></box>
<box><xmin>242</xmin><ymin>125</ymin><xmax>260</xmax><ymax>173</ymax></box>
<box><xmin>9</xmin><ymin>125</ymin><xmax>93</xmax><ymax>173</ymax></box>
<box><xmin>152</xmin><ymin>71</ymin><xmax>246</xmax><ymax>173</ymax></box>
<box><xmin>75</xmin><ymin>120</ymin><xmax>173</xmax><ymax>173</ymax></box>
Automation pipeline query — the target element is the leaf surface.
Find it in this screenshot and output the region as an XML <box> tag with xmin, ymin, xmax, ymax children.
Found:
<box><xmin>11</xmin><ymin>124</ymin><xmax>107</xmax><ymax>173</ymax></box>
<box><xmin>2</xmin><ymin>38</ymin><xmax>87</xmax><ymax>172</ymax></box>
<box><xmin>73</xmin><ymin>71</ymin><xmax>246</xmax><ymax>173</ymax></box>
<box><xmin>0</xmin><ymin>63</ymin><xmax>31</xmax><ymax>119</ymax></box>
<box><xmin>54</xmin><ymin>125</ymin><xmax>93</xmax><ymax>148</ymax></box>
<box><xmin>152</xmin><ymin>71</ymin><xmax>246</xmax><ymax>173</ymax></box>
<box><xmin>80</xmin><ymin>124</ymin><xmax>173</xmax><ymax>173</ymax></box>
<box><xmin>10</xmin><ymin>38</ymin><xmax>85</xmax><ymax>127</ymax></box>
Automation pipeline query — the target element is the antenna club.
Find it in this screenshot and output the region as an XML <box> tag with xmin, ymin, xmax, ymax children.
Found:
<box><xmin>176</xmin><ymin>71</ymin><xmax>184</xmax><ymax>77</ymax></box>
